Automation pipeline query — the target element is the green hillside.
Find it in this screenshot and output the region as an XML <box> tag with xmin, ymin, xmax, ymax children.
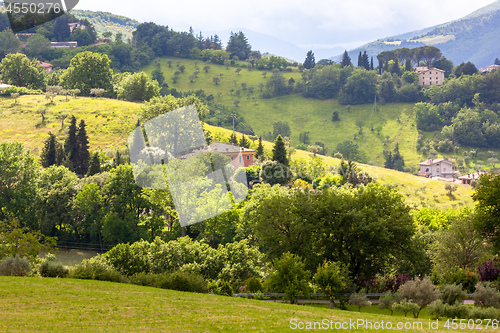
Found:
<box><xmin>0</xmin><ymin>276</ymin><xmax>478</xmax><ymax>333</ymax></box>
<box><xmin>0</xmin><ymin>94</ymin><xmax>474</xmax><ymax>209</ymax></box>
<box><xmin>143</xmin><ymin>57</ymin><xmax>424</xmax><ymax>167</ymax></box>
<box><xmin>71</xmin><ymin>9</ymin><xmax>140</xmax><ymax>41</ymax></box>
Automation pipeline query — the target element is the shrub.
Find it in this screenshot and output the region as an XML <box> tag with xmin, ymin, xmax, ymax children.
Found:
<box><xmin>440</xmin><ymin>267</ymin><xmax>479</xmax><ymax>293</ymax></box>
<box><xmin>209</xmin><ymin>280</ymin><xmax>233</xmax><ymax>296</ymax></box>
<box><xmin>396</xmin><ymin>277</ymin><xmax>440</xmax><ymax>317</ymax></box>
<box><xmin>440</xmin><ymin>284</ymin><xmax>467</xmax><ymax>305</ymax></box>
<box><xmin>428</xmin><ymin>300</ymin><xmax>470</xmax><ymax>319</ymax></box>
<box><xmin>467</xmin><ymin>306</ymin><xmax>500</xmax><ymax>320</ymax></box>
<box><xmin>159</xmin><ymin>271</ymin><xmax>208</xmax><ymax>293</ymax></box>
<box><xmin>393</xmin><ymin>299</ymin><xmax>420</xmax><ymax>317</ymax></box>
<box><xmin>0</xmin><ymin>256</ymin><xmax>31</xmax><ymax>276</ymax></box>
<box><xmin>477</xmin><ymin>257</ymin><xmax>500</xmax><ymax>282</ymax></box>
<box><xmin>348</xmin><ymin>288</ymin><xmax>371</xmax><ymax>312</ymax></box>
<box><xmin>428</xmin><ymin>300</ymin><xmax>445</xmax><ymax>319</ymax></box>
<box><xmin>70</xmin><ymin>255</ymin><xmax>124</xmax><ymax>283</ymax></box>
<box><xmin>105</xmin><ymin>241</ymin><xmax>150</xmax><ymax>276</ymax></box>
<box><xmin>472</xmin><ymin>282</ymin><xmax>500</xmax><ymax>308</ymax></box>
<box><xmin>246</xmin><ymin>276</ymin><xmax>263</xmax><ymax>293</ymax></box>
<box><xmin>378</xmin><ymin>292</ymin><xmax>396</xmax><ymax>315</ymax></box>
<box><xmin>39</xmin><ymin>261</ymin><xmax>68</xmax><ymax>278</ymax></box>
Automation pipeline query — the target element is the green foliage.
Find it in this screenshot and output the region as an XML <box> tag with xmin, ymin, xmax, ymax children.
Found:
<box><xmin>60</xmin><ymin>51</ymin><xmax>113</xmax><ymax>96</ymax></box>
<box><xmin>246</xmin><ymin>276</ymin><xmax>263</xmax><ymax>293</ymax></box>
<box><xmin>349</xmin><ymin>288</ymin><xmax>372</xmax><ymax>312</ymax></box>
<box><xmin>265</xmin><ymin>252</ymin><xmax>310</xmax><ymax>304</ymax></box>
<box><xmin>105</xmin><ymin>241</ymin><xmax>151</xmax><ymax>276</ymax></box>
<box><xmin>414</xmin><ymin>102</ymin><xmax>443</xmax><ymax>131</ymax></box>
<box><xmin>303</xmin><ymin>50</ymin><xmax>315</xmax><ymax>69</ymax></box>
<box><xmin>473</xmin><ymin>173</ymin><xmax>500</xmax><ymax>252</ymax></box>
<box><xmin>378</xmin><ymin>292</ymin><xmax>397</xmax><ymax>315</ymax></box>
<box><xmin>117</xmin><ymin>71</ymin><xmax>160</xmax><ymax>102</ymax></box>
<box><xmin>396</xmin><ymin>277</ymin><xmax>440</xmax><ymax>317</ymax></box>
<box><xmin>335</xmin><ymin>140</ymin><xmax>364</xmax><ymax>162</ymax></box>
<box><xmin>226</xmin><ymin>32</ymin><xmax>251</xmax><ymax>60</ymax></box>
<box><xmin>39</xmin><ymin>261</ymin><xmax>69</xmax><ymax>278</ymax></box>
<box><xmin>338</xmin><ymin>68</ymin><xmax>377</xmax><ymax>105</ymax></box>
<box><xmin>209</xmin><ymin>280</ymin><xmax>233</xmax><ymax>296</ymax></box>
<box><xmin>272</xmin><ymin>121</ymin><xmax>291</xmax><ymax>140</ymax></box>
<box><xmin>439</xmin><ymin>284</ymin><xmax>467</xmax><ymax>306</ymax></box>
<box><xmin>428</xmin><ymin>300</ymin><xmax>470</xmax><ymax>319</ymax></box>
<box><xmin>472</xmin><ymin>282</ymin><xmax>500</xmax><ymax>308</ymax></box>
<box><xmin>0</xmin><ymin>256</ymin><xmax>31</xmax><ymax>276</ymax></box>
<box><xmin>0</xmin><ymin>53</ymin><xmax>45</xmax><ymax>90</ymax></box>
<box><xmin>393</xmin><ymin>299</ymin><xmax>420</xmax><ymax>318</ymax></box>
<box><xmin>160</xmin><ymin>271</ymin><xmax>208</xmax><ymax>293</ymax></box>
<box><xmin>313</xmin><ymin>261</ymin><xmax>349</xmax><ymax>309</ymax></box>
<box><xmin>259</xmin><ymin>160</ymin><xmax>292</xmax><ymax>186</ymax></box>
<box><xmin>70</xmin><ymin>254</ymin><xmax>124</xmax><ymax>282</ymax></box>
<box><xmin>0</xmin><ymin>218</ymin><xmax>57</xmax><ymax>264</ymax></box>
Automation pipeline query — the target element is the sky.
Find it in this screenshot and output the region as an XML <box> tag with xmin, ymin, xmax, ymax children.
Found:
<box><xmin>74</xmin><ymin>0</ymin><xmax>497</xmax><ymax>55</ymax></box>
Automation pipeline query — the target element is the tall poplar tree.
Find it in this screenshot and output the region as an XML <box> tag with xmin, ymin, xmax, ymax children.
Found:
<box><xmin>40</xmin><ymin>132</ymin><xmax>57</xmax><ymax>168</ymax></box>
<box><xmin>65</xmin><ymin>115</ymin><xmax>78</xmax><ymax>171</ymax></box>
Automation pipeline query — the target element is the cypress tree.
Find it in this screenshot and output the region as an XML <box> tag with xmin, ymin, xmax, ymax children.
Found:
<box><xmin>40</xmin><ymin>132</ymin><xmax>57</xmax><ymax>168</ymax></box>
<box><xmin>272</xmin><ymin>135</ymin><xmax>288</xmax><ymax>166</ymax></box>
<box><xmin>341</xmin><ymin>50</ymin><xmax>352</xmax><ymax>68</ymax></box>
<box><xmin>113</xmin><ymin>150</ymin><xmax>122</xmax><ymax>167</ymax></box>
<box><xmin>64</xmin><ymin>115</ymin><xmax>78</xmax><ymax>171</ymax></box>
<box><xmin>239</xmin><ymin>134</ymin><xmax>250</xmax><ymax>148</ymax></box>
<box><xmin>357</xmin><ymin>51</ymin><xmax>362</xmax><ymax>67</ymax></box>
<box><xmin>87</xmin><ymin>152</ymin><xmax>101</xmax><ymax>176</ymax></box>
<box><xmin>405</xmin><ymin>59</ymin><xmax>412</xmax><ymax>71</ymax></box>
<box><xmin>56</xmin><ymin>143</ymin><xmax>64</xmax><ymax>166</ymax></box>
<box><xmin>303</xmin><ymin>50</ymin><xmax>316</xmax><ymax>69</ymax></box>
<box><xmin>255</xmin><ymin>136</ymin><xmax>264</xmax><ymax>160</ymax></box>
<box><xmin>75</xmin><ymin>119</ymin><xmax>90</xmax><ymax>176</ymax></box>
<box><xmin>362</xmin><ymin>51</ymin><xmax>370</xmax><ymax>70</ymax></box>
<box><xmin>229</xmin><ymin>132</ymin><xmax>238</xmax><ymax>145</ymax></box>
<box><xmin>370</xmin><ymin>57</ymin><xmax>374</xmax><ymax>70</ymax></box>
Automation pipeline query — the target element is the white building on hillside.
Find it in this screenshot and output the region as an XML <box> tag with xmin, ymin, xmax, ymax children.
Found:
<box><xmin>418</xmin><ymin>158</ymin><xmax>457</xmax><ymax>179</ymax></box>
<box><xmin>415</xmin><ymin>67</ymin><xmax>445</xmax><ymax>86</ymax></box>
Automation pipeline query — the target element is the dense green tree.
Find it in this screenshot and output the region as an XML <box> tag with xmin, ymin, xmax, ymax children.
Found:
<box><xmin>40</xmin><ymin>132</ymin><xmax>58</xmax><ymax>168</ymax></box>
<box><xmin>0</xmin><ymin>31</ymin><xmax>21</xmax><ymax>59</ymax></box>
<box><xmin>0</xmin><ymin>142</ymin><xmax>40</xmax><ymax>226</ymax></box>
<box><xmin>272</xmin><ymin>121</ymin><xmax>291</xmax><ymax>139</ymax></box>
<box><xmin>74</xmin><ymin>183</ymin><xmax>105</xmax><ymax>250</ymax></box>
<box><xmin>335</xmin><ymin>140</ymin><xmax>363</xmax><ymax>161</ymax></box>
<box><xmin>24</xmin><ymin>34</ymin><xmax>51</xmax><ymax>59</ymax></box>
<box><xmin>473</xmin><ymin>173</ymin><xmax>500</xmax><ymax>252</ymax></box>
<box><xmin>454</xmin><ymin>61</ymin><xmax>478</xmax><ymax>77</ymax></box>
<box><xmin>53</xmin><ymin>15</ymin><xmax>71</xmax><ymax>42</ymax></box>
<box><xmin>303</xmin><ymin>65</ymin><xmax>352</xmax><ymax>100</ymax></box>
<box><xmin>265</xmin><ymin>252</ymin><xmax>310</xmax><ymax>304</ymax></box>
<box><xmin>70</xmin><ymin>28</ymin><xmax>94</xmax><ymax>46</ymax></box>
<box><xmin>0</xmin><ymin>53</ymin><xmax>45</xmax><ymax>89</ymax></box>
<box><xmin>60</xmin><ymin>51</ymin><xmax>113</xmax><ymax>96</ymax></box>
<box><xmin>259</xmin><ymin>160</ymin><xmax>292</xmax><ymax>186</ymax></box>
<box><xmin>151</xmin><ymin>65</ymin><xmax>165</xmax><ymax>86</ymax></box>
<box><xmin>239</xmin><ymin>134</ymin><xmax>250</xmax><ymax>148</ymax></box>
<box><xmin>338</xmin><ymin>68</ymin><xmax>377</xmax><ymax>105</ymax></box>
<box><xmin>226</xmin><ymin>31</ymin><xmax>251</xmax><ymax>60</ymax></box>
<box><xmin>303</xmin><ymin>50</ymin><xmax>315</xmax><ymax>69</ymax></box>
<box><xmin>340</xmin><ymin>50</ymin><xmax>352</xmax><ymax>68</ymax></box>
<box><xmin>264</xmin><ymin>72</ymin><xmax>288</xmax><ymax>97</ymax></box>
<box><xmin>117</xmin><ymin>72</ymin><xmax>160</xmax><ymax>102</ymax></box>
<box><xmin>313</xmin><ymin>261</ymin><xmax>350</xmax><ymax>309</ymax></box>
<box><xmin>272</xmin><ymin>135</ymin><xmax>288</xmax><ymax>166</ymax></box>
<box><xmin>432</xmin><ymin>57</ymin><xmax>454</xmax><ymax>78</ymax></box>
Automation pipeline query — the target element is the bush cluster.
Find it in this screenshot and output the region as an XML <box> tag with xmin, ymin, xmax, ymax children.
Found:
<box><xmin>0</xmin><ymin>256</ymin><xmax>31</xmax><ymax>276</ymax></box>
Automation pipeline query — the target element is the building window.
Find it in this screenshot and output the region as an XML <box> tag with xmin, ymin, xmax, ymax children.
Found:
<box><xmin>443</xmin><ymin>168</ymin><xmax>446</xmax><ymax>172</ymax></box>
<box><xmin>437</xmin><ymin>168</ymin><xmax>440</xmax><ymax>172</ymax></box>
<box><xmin>247</xmin><ymin>155</ymin><xmax>250</xmax><ymax>160</ymax></box>
<box><xmin>231</xmin><ymin>156</ymin><xmax>234</xmax><ymax>160</ymax></box>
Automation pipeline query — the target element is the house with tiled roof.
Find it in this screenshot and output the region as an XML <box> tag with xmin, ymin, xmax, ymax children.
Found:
<box><xmin>458</xmin><ymin>171</ymin><xmax>486</xmax><ymax>185</ymax></box>
<box><xmin>415</xmin><ymin>67</ymin><xmax>445</xmax><ymax>86</ymax></box>
<box><xmin>418</xmin><ymin>158</ymin><xmax>457</xmax><ymax>179</ymax></box>
<box><xmin>39</xmin><ymin>61</ymin><xmax>53</xmax><ymax>73</ymax></box>
<box><xmin>178</xmin><ymin>142</ymin><xmax>255</xmax><ymax>169</ymax></box>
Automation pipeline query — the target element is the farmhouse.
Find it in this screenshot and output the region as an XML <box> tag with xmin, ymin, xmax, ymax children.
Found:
<box><xmin>479</xmin><ymin>64</ymin><xmax>500</xmax><ymax>73</ymax></box>
<box><xmin>178</xmin><ymin>142</ymin><xmax>255</xmax><ymax>169</ymax></box>
<box><xmin>458</xmin><ymin>171</ymin><xmax>486</xmax><ymax>185</ymax></box>
<box><xmin>418</xmin><ymin>158</ymin><xmax>457</xmax><ymax>179</ymax></box>
<box><xmin>50</xmin><ymin>42</ymin><xmax>78</xmax><ymax>48</ymax></box>
<box><xmin>39</xmin><ymin>61</ymin><xmax>53</xmax><ymax>73</ymax></box>
<box><xmin>414</xmin><ymin>67</ymin><xmax>445</xmax><ymax>86</ymax></box>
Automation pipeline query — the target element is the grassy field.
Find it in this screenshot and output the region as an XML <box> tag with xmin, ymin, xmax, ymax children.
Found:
<box><xmin>142</xmin><ymin>57</ymin><xmax>500</xmax><ymax>170</ymax></box>
<box><xmin>0</xmin><ymin>276</ymin><xmax>490</xmax><ymax>333</ymax></box>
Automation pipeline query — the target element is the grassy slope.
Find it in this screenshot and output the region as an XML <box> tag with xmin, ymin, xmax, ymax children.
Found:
<box><xmin>0</xmin><ymin>94</ymin><xmax>473</xmax><ymax>209</ymax></box>
<box><xmin>142</xmin><ymin>57</ymin><xmax>500</xmax><ymax>171</ymax></box>
<box><xmin>0</xmin><ymin>276</ymin><xmax>489</xmax><ymax>333</ymax></box>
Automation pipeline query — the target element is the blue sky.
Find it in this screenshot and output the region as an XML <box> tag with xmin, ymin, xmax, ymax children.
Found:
<box><xmin>75</xmin><ymin>0</ymin><xmax>496</xmax><ymax>51</ymax></box>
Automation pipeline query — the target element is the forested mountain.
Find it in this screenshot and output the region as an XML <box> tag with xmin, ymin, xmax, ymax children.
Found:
<box><xmin>336</xmin><ymin>0</ymin><xmax>500</xmax><ymax>68</ymax></box>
